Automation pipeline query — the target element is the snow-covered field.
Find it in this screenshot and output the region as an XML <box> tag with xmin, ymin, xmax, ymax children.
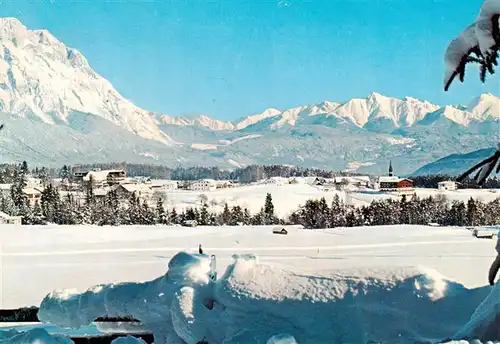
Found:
<box><xmin>163</xmin><ymin>183</ymin><xmax>500</xmax><ymax>216</ymax></box>
<box><xmin>2</xmin><ymin>223</ymin><xmax>500</xmax><ymax>342</ymax></box>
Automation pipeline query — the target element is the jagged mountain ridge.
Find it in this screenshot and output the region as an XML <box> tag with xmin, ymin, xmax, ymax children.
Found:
<box><xmin>160</xmin><ymin>93</ymin><xmax>500</xmax><ymax>133</ymax></box>
<box><xmin>1</xmin><ymin>17</ymin><xmax>500</xmax><ymax>174</ymax></box>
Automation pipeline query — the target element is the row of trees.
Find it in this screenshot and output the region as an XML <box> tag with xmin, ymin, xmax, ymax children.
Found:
<box><xmin>288</xmin><ymin>194</ymin><xmax>500</xmax><ymax>229</ymax></box>
<box><xmin>11</xmin><ymin>192</ymin><xmax>279</xmax><ymax>226</ymax></box>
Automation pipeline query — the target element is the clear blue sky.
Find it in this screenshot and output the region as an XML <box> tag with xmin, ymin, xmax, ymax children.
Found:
<box><xmin>1</xmin><ymin>0</ymin><xmax>498</xmax><ymax>120</ymax></box>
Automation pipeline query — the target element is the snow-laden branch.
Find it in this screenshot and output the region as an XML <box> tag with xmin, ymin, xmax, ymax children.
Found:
<box><xmin>444</xmin><ymin>0</ymin><xmax>500</xmax><ymax>91</ymax></box>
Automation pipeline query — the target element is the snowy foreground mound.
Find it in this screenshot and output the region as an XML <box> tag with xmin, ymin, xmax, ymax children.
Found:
<box><xmin>22</xmin><ymin>252</ymin><xmax>500</xmax><ymax>344</ymax></box>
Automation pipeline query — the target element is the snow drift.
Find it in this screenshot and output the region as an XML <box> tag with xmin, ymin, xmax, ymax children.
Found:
<box><xmin>0</xmin><ymin>328</ymin><xmax>73</xmax><ymax>343</ymax></box>
<box><xmin>32</xmin><ymin>251</ymin><xmax>500</xmax><ymax>344</ymax></box>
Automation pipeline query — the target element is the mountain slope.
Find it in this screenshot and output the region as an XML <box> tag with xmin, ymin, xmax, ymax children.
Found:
<box><xmin>0</xmin><ymin>17</ymin><xmax>173</xmax><ymax>145</ymax></box>
<box><xmin>411</xmin><ymin>147</ymin><xmax>496</xmax><ymax>176</ymax></box>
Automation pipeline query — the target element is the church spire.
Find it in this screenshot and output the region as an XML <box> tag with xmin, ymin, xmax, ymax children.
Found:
<box><xmin>389</xmin><ymin>161</ymin><xmax>393</xmax><ymax>177</ymax></box>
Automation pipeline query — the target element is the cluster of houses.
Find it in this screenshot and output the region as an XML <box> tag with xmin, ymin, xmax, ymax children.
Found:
<box><xmin>65</xmin><ymin>168</ymin><xmax>238</xmax><ymax>202</ymax></box>
<box><xmin>0</xmin><ymin>168</ymin><xmax>240</xmax><ymax>225</ymax></box>
<box><xmin>0</xmin><ymin>162</ymin><xmax>461</xmax><ymax>225</ymax></box>
<box><xmin>259</xmin><ymin>162</ymin><xmax>459</xmax><ymax>196</ymax></box>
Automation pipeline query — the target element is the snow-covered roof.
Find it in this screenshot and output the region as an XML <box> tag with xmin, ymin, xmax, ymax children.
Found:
<box><xmin>351</xmin><ymin>176</ymin><xmax>371</xmax><ymax>182</ymax></box>
<box><xmin>334</xmin><ymin>176</ymin><xmax>370</xmax><ymax>183</ymax></box>
<box><xmin>0</xmin><ymin>183</ymin><xmax>12</xmax><ymax>190</ymax></box>
<box><xmin>301</xmin><ymin>176</ymin><xmax>321</xmax><ymax>185</ymax></box>
<box><xmin>0</xmin><ymin>211</ymin><xmax>20</xmax><ymax>219</ymax></box>
<box><xmin>192</xmin><ymin>179</ymin><xmax>217</xmax><ymax>184</ymax></box>
<box><xmin>119</xmin><ymin>183</ymin><xmax>152</xmax><ymax>193</ymax></box>
<box><xmin>150</xmin><ymin>179</ymin><xmax>178</xmax><ymax>186</ymax></box>
<box><xmin>94</xmin><ymin>188</ymin><xmax>111</xmax><ymax>196</ymax></box>
<box><xmin>83</xmin><ymin>169</ymin><xmax>125</xmax><ymax>182</ymax></box>
<box><xmin>23</xmin><ymin>187</ymin><xmax>42</xmax><ymax>195</ymax></box>
<box><xmin>378</xmin><ymin>176</ymin><xmax>401</xmax><ymax>183</ymax></box>
<box><xmin>438</xmin><ymin>180</ymin><xmax>457</xmax><ymax>185</ymax></box>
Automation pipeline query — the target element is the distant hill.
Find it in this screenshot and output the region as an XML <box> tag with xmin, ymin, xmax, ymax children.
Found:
<box><xmin>411</xmin><ymin>147</ymin><xmax>496</xmax><ymax>176</ymax></box>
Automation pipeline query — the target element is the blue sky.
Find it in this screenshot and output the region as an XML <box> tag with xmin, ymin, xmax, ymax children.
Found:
<box><xmin>1</xmin><ymin>0</ymin><xmax>498</xmax><ymax>120</ymax></box>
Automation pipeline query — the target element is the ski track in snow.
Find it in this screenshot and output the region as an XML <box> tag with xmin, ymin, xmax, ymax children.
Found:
<box><xmin>0</xmin><ymin>239</ymin><xmax>474</xmax><ymax>257</ymax></box>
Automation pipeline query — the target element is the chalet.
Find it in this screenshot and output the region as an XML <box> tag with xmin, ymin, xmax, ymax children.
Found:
<box><xmin>83</xmin><ymin>169</ymin><xmax>126</xmax><ymax>187</ymax></box>
<box><xmin>438</xmin><ymin>181</ymin><xmax>458</xmax><ymax>191</ymax></box>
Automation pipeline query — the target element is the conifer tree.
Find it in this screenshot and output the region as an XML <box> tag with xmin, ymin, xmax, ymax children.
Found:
<box><xmin>170</xmin><ymin>208</ymin><xmax>178</xmax><ymax>224</ymax></box>
<box><xmin>156</xmin><ymin>198</ymin><xmax>168</xmax><ymax>224</ymax></box>
<box><xmin>231</xmin><ymin>205</ymin><xmax>243</xmax><ymax>225</ymax></box>
<box><xmin>199</xmin><ymin>200</ymin><xmax>210</xmax><ymax>225</ymax></box>
<box><xmin>263</xmin><ymin>193</ymin><xmax>277</xmax><ymax>224</ymax></box>
<box><xmin>221</xmin><ymin>203</ymin><xmax>231</xmax><ymax>225</ymax></box>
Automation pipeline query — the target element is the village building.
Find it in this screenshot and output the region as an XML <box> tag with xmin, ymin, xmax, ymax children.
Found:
<box><xmin>307</xmin><ymin>177</ymin><xmax>328</xmax><ymax>186</ymax></box>
<box><xmin>149</xmin><ymin>180</ymin><xmax>179</xmax><ymax>192</ymax></box>
<box><xmin>188</xmin><ymin>179</ymin><xmax>217</xmax><ymax>192</ymax></box>
<box><xmin>115</xmin><ymin>183</ymin><xmax>153</xmax><ymax>200</ymax></box>
<box><xmin>0</xmin><ymin>184</ymin><xmax>11</xmax><ymax>197</ymax></box>
<box><xmin>377</xmin><ymin>162</ymin><xmax>414</xmax><ymax>194</ymax></box>
<box><xmin>334</xmin><ymin>176</ymin><xmax>371</xmax><ymax>188</ymax></box>
<box><xmin>438</xmin><ymin>180</ymin><xmax>458</xmax><ymax>191</ymax></box>
<box><xmin>23</xmin><ymin>187</ymin><xmax>43</xmax><ymax>206</ymax></box>
<box><xmin>215</xmin><ymin>180</ymin><xmax>236</xmax><ymax>189</ymax></box>
<box><xmin>0</xmin><ymin>211</ymin><xmax>22</xmax><ymax>225</ymax></box>
<box><xmin>83</xmin><ymin>169</ymin><xmax>126</xmax><ymax>187</ymax></box>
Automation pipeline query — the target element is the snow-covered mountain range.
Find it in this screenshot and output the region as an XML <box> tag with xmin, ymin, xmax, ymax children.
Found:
<box><xmin>1</xmin><ymin>17</ymin><xmax>499</xmax><ymax>174</ymax></box>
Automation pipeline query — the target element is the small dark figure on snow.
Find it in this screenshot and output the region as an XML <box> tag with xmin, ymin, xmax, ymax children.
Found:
<box><xmin>198</xmin><ymin>244</ymin><xmax>203</xmax><ymax>254</ymax></box>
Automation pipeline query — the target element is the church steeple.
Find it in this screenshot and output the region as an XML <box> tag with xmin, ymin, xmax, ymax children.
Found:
<box><xmin>389</xmin><ymin>161</ymin><xmax>393</xmax><ymax>177</ymax></box>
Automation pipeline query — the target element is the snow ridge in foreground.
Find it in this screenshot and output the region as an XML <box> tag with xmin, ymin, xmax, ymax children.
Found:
<box><xmin>33</xmin><ymin>251</ymin><xmax>500</xmax><ymax>343</ymax></box>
